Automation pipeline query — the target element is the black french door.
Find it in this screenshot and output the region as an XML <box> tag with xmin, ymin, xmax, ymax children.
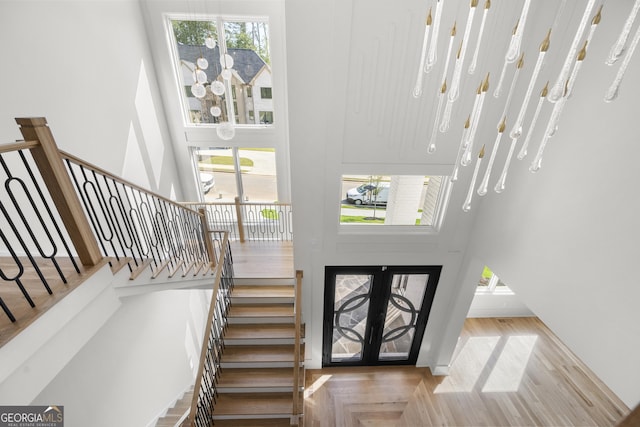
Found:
<box><xmin>322</xmin><ymin>265</ymin><xmax>441</xmax><ymax>367</ymax></box>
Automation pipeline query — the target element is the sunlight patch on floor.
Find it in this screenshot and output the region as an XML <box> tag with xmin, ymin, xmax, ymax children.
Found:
<box><xmin>482</xmin><ymin>335</ymin><xmax>538</xmax><ymax>392</ymax></box>
<box><xmin>304</xmin><ymin>374</ymin><xmax>332</xmax><ymax>399</ymax></box>
<box><xmin>434</xmin><ymin>336</ymin><xmax>500</xmax><ymax>393</ymax></box>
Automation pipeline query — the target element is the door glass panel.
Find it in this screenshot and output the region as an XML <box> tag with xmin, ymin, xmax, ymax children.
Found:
<box><xmin>379</xmin><ymin>273</ymin><xmax>429</xmax><ymax>361</ymax></box>
<box><xmin>331</xmin><ymin>274</ymin><xmax>373</xmax><ymax>362</ymax></box>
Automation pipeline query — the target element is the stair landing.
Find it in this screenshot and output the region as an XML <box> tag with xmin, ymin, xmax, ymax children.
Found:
<box><xmin>229</xmin><ymin>241</ymin><xmax>293</xmax><ymax>279</ymax></box>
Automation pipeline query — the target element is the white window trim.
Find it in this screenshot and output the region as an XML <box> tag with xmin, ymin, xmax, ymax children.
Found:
<box><xmin>337</xmin><ymin>175</ymin><xmax>452</xmax><ymax>234</ymax></box>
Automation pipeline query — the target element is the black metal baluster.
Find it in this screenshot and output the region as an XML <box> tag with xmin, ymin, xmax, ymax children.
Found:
<box><xmin>19</xmin><ymin>150</ymin><xmax>80</xmax><ymax>273</ymax></box>
<box><xmin>0</xmin><ymin>200</ymin><xmax>51</xmax><ymax>294</ymax></box>
<box><xmin>1</xmin><ymin>155</ymin><xmax>63</xmax><ymax>286</ymax></box>
<box><xmin>65</xmin><ymin>160</ymin><xmax>111</xmax><ymax>260</ymax></box>
<box><xmin>0</xmin><ymin>228</ymin><xmax>34</xmax><ymax>315</ymax></box>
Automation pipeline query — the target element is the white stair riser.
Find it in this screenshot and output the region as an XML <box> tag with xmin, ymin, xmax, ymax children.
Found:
<box><xmin>231</xmin><ymin>297</ymin><xmax>293</xmax><ymax>304</ymax></box>
<box><xmin>228</xmin><ymin>316</ymin><xmax>294</xmax><ymax>324</ymax></box>
<box><xmin>233</xmin><ymin>278</ymin><xmax>295</xmax><ymax>286</ymax></box>
<box><xmin>217</xmin><ymin>386</ymin><xmax>296</xmax><ymax>393</ymax></box>
<box><xmin>225</xmin><ymin>338</ymin><xmax>296</xmax><ymax>346</ymax></box>
<box><xmin>212</xmin><ymin>414</ymin><xmax>292</xmax><ymax>420</ymax></box>
<box><xmin>221</xmin><ymin>361</ymin><xmax>298</xmax><ymax>369</ymax></box>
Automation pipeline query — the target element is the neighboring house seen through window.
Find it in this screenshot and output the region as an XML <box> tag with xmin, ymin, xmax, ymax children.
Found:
<box><xmin>168</xmin><ymin>17</ymin><xmax>272</xmax><ymax>126</ymax></box>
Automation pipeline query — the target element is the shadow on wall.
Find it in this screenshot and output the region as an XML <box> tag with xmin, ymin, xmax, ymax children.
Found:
<box><xmin>122</xmin><ymin>60</ymin><xmax>176</xmax><ymax>199</ymax></box>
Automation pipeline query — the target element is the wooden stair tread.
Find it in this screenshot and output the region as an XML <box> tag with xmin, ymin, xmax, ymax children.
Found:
<box><xmin>155</xmin><ymin>389</ymin><xmax>193</xmax><ymax>426</ymax></box>
<box><xmin>210</xmin><ymin>419</ymin><xmax>294</xmax><ymax>427</ymax></box>
<box><xmin>224</xmin><ymin>344</ymin><xmax>303</xmax><ymax>363</ymax></box>
<box><xmin>225</xmin><ymin>323</ymin><xmax>296</xmax><ymax>339</ymax></box>
<box><xmin>213</xmin><ymin>392</ymin><xmax>293</xmax><ymax>415</ymax></box>
<box><xmin>229</xmin><ymin>304</ymin><xmax>293</xmax><ymax>317</ymax></box>
<box><xmin>218</xmin><ymin>367</ymin><xmax>303</xmax><ymax>388</ymax></box>
<box><xmin>232</xmin><ymin>285</ymin><xmax>294</xmax><ymax>298</ymax></box>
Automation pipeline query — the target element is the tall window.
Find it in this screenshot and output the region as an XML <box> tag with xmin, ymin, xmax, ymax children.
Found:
<box><xmin>193</xmin><ymin>147</ymin><xmax>278</xmax><ymax>203</ymax></box>
<box><xmin>168</xmin><ymin>17</ymin><xmax>272</xmax><ymax>126</ymax></box>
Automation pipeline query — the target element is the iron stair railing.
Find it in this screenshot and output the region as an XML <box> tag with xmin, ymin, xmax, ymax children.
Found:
<box><xmin>188</xmin><ymin>230</ymin><xmax>233</xmax><ymax>426</ymax></box>
<box><xmin>0</xmin><ymin>117</ymin><xmax>216</xmax><ymax>333</ymax></box>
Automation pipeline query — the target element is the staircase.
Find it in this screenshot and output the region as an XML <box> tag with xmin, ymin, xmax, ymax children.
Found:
<box><xmin>1</xmin><ymin>118</ymin><xmax>300</xmax><ymax>423</ymax></box>
<box><xmin>155</xmin><ymin>278</ymin><xmax>305</xmax><ymax>426</ymax></box>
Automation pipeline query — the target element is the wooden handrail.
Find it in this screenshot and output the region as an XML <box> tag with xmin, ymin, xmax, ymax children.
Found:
<box><xmin>60</xmin><ymin>149</ymin><xmax>197</xmax><ymax>215</ymax></box>
<box><xmin>188</xmin><ymin>231</ymin><xmax>230</xmax><ymax>425</ymax></box>
<box><xmin>198</xmin><ymin>208</ymin><xmax>216</xmax><ymax>269</ymax></box>
<box><xmin>0</xmin><ymin>139</ymin><xmax>39</xmax><ymax>154</ymax></box>
<box><xmin>234</xmin><ymin>196</ymin><xmax>246</xmax><ymax>242</ymax></box>
<box><xmin>15</xmin><ymin>117</ymin><xmax>103</xmax><ymax>266</ymax></box>
<box><xmin>292</xmin><ymin>270</ymin><xmax>303</xmax><ymax>423</ymax></box>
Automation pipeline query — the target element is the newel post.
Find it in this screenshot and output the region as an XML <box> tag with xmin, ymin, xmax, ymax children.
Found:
<box><xmin>16</xmin><ymin>117</ymin><xmax>103</xmax><ymax>266</ymax></box>
<box><xmin>198</xmin><ymin>208</ymin><xmax>216</xmax><ymax>268</ymax></box>
<box><xmin>234</xmin><ymin>196</ymin><xmax>246</xmax><ymax>242</ymax></box>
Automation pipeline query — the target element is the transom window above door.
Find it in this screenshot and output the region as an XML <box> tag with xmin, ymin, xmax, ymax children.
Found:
<box><xmin>166</xmin><ymin>15</ymin><xmax>273</xmax><ymax>127</ymax></box>
<box><xmin>340</xmin><ymin>175</ymin><xmax>450</xmax><ymax>229</ymax></box>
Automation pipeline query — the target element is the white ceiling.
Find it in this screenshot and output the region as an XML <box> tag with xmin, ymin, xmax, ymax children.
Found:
<box><xmin>339</xmin><ymin>0</ymin><xmax>621</xmax><ymax>167</ymax></box>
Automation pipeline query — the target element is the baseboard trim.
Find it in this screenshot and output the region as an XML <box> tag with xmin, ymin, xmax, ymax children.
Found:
<box><xmin>430</xmin><ymin>365</ymin><xmax>450</xmax><ymax>376</ymax></box>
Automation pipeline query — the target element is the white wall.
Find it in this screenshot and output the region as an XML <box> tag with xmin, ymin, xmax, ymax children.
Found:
<box><xmin>286</xmin><ymin>2</ymin><xmax>640</xmax><ymax>410</ymax></box>
<box><xmin>460</xmin><ymin>2</ymin><xmax>640</xmax><ymax>408</ymax></box>
<box><xmin>33</xmin><ymin>289</ymin><xmax>210</xmax><ymax>427</ymax></box>
<box><xmin>285</xmin><ymin>0</ymin><xmax>481</xmax><ymax>371</ymax></box>
<box><xmin>0</xmin><ymin>0</ymin><xmax>183</xmax><ymax>199</ymax></box>
<box><xmin>0</xmin><ymin>265</ymin><xmax>122</xmax><ymax>405</ymax></box>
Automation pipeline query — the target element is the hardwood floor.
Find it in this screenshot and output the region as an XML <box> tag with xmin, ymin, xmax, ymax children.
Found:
<box><xmin>230</xmin><ymin>240</ymin><xmax>294</xmax><ymax>278</ymax></box>
<box><xmin>0</xmin><ymin>256</ymin><xmax>109</xmax><ymax>349</ymax></box>
<box><xmin>304</xmin><ymin>317</ymin><xmax>630</xmax><ymax>427</ymax></box>
<box><xmin>0</xmin><ymin>241</ymin><xmax>293</xmax><ymax>348</ymax></box>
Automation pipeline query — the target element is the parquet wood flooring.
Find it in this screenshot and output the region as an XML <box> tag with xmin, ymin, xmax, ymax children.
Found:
<box><xmin>304</xmin><ymin>317</ymin><xmax>630</xmax><ymax>427</ymax></box>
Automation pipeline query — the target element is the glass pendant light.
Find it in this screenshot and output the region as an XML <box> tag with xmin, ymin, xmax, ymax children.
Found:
<box><xmin>428</xmin><ymin>80</ymin><xmax>447</xmax><ymax>154</ymax></box>
<box><xmin>449</xmin><ymin>0</ymin><xmax>479</xmax><ymax>102</ymax></box>
<box><xmin>438</xmin><ymin>22</ymin><xmax>458</xmax><ymax>132</ymax></box>
<box><xmin>548</xmin><ymin>0</ymin><xmax>596</xmax><ymax>102</ymax></box>
<box><xmin>517</xmin><ymin>82</ymin><xmax>548</xmax><ymax>160</ymax></box>
<box><xmin>605</xmin><ymin>17</ymin><xmax>640</xmax><ymax>102</ymax></box>
<box><xmin>197</xmin><ymin>56</ymin><xmax>209</xmax><ymax>70</ymax></box>
<box><xmin>477</xmin><ymin>117</ymin><xmax>506</xmax><ymax>196</ymax></box>
<box><xmin>426</xmin><ymin>0</ymin><xmax>444</xmax><ymax>73</ymax></box>
<box><xmin>413</xmin><ymin>8</ymin><xmax>432</xmax><ymax>98</ymax></box>
<box><xmin>510</xmin><ymin>30</ymin><xmax>551</xmax><ymax>139</ymax></box>
<box><xmin>468</xmin><ymin>0</ymin><xmax>491</xmax><ymax>75</ymax></box>
<box><xmin>606</xmin><ymin>0</ymin><xmax>640</xmax><ymax>65</ymax></box>
<box><xmin>451</xmin><ymin>115</ymin><xmax>471</xmax><ymax>182</ymax></box>
<box><xmin>462</xmin><ymin>145</ymin><xmax>485</xmax><ymax>212</ymax></box>
<box><xmin>191</xmin><ymin>82</ymin><xmax>206</xmax><ymax>98</ymax></box>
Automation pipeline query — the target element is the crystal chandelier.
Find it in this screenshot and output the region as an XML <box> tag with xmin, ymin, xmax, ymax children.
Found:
<box><xmin>413</xmin><ymin>0</ymin><xmax>637</xmax><ymax>212</ymax></box>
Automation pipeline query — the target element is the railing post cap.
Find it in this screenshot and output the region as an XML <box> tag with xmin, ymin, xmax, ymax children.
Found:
<box><xmin>15</xmin><ymin>117</ymin><xmax>48</xmax><ymax>127</ymax></box>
